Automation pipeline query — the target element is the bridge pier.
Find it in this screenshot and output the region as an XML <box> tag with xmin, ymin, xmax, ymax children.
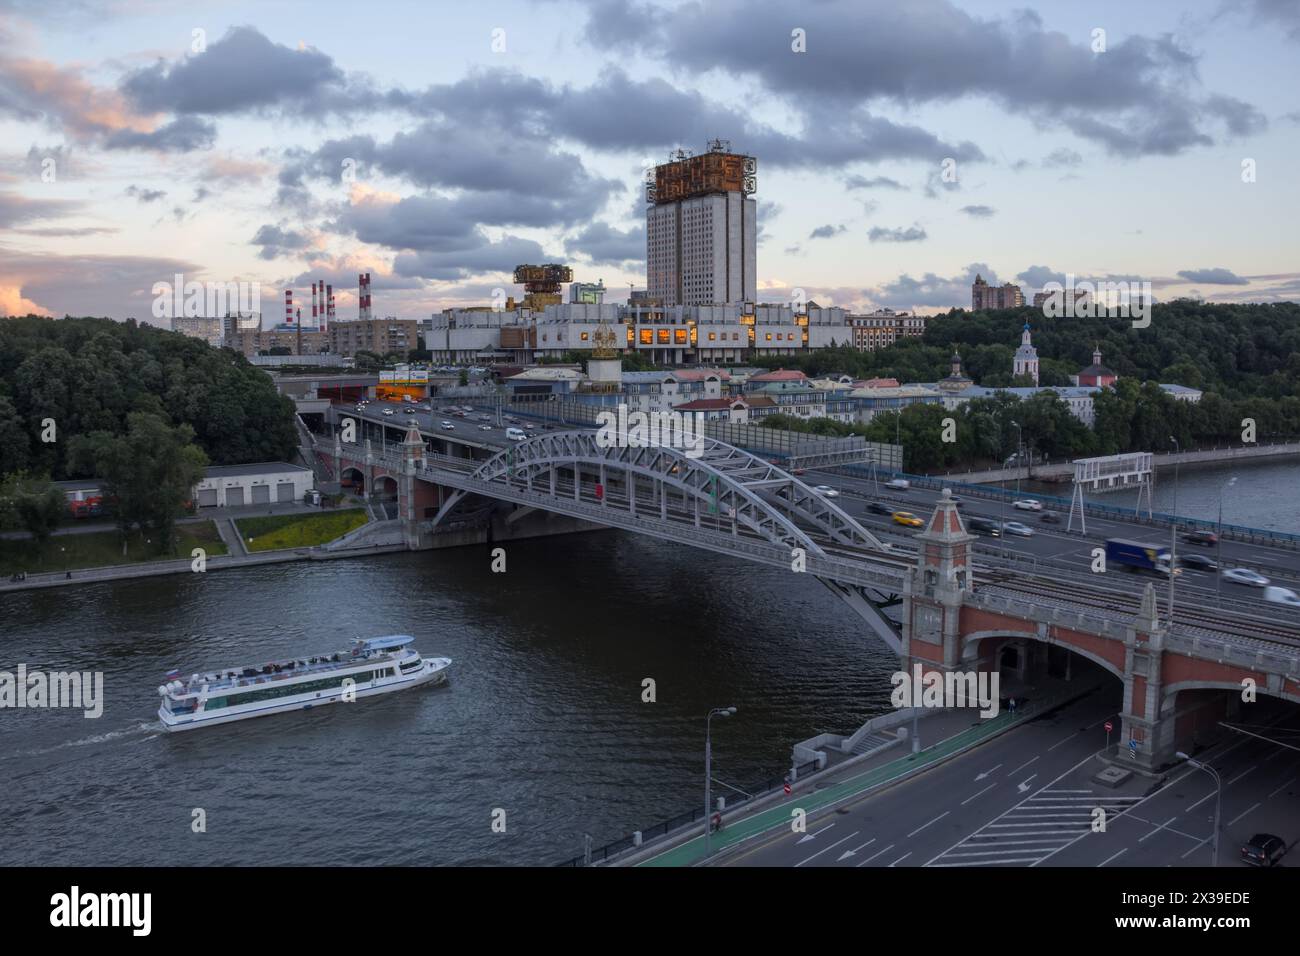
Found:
<box><xmin>1117</xmin><ymin>584</ymin><xmax>1174</xmax><ymax>771</ymax></box>
<box><xmin>903</xmin><ymin>490</ymin><xmax>977</xmax><ymax>675</ymax></box>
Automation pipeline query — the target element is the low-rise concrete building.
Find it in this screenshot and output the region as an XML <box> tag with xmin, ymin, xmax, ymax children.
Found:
<box><xmin>194</xmin><ymin>462</ymin><xmax>315</xmax><ymax>508</ymax></box>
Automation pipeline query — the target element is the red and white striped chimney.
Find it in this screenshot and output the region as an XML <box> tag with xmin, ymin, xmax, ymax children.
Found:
<box><xmin>311</xmin><ymin>282</ymin><xmax>318</xmax><ymax>322</ymax></box>
<box><xmin>284</xmin><ymin>289</ymin><xmax>293</xmax><ymax>326</ymax></box>
<box><xmin>326</xmin><ymin>284</ymin><xmax>333</xmax><ymax>330</ymax></box>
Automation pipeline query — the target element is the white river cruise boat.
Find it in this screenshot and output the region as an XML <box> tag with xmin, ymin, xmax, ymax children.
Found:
<box><xmin>158</xmin><ymin>636</ymin><xmax>450</xmax><ymax>732</ymax></box>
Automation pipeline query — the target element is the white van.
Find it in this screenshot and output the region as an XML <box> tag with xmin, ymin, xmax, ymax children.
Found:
<box><xmin>505</xmin><ymin>427</ymin><xmax>527</xmax><ymax>441</ymax></box>
<box><xmin>1263</xmin><ymin>586</ymin><xmax>1300</xmax><ymax>607</ymax></box>
<box><xmin>885</xmin><ymin>478</ymin><xmax>910</xmax><ymax>491</ymax></box>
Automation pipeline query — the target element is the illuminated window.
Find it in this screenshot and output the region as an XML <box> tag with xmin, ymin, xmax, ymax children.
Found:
<box><xmin>708</xmin><ymin>332</ymin><xmax>716</xmax><ymax>341</ymax></box>
<box><xmin>580</xmin><ymin>332</ymin><xmax>589</xmax><ymax>341</ymax></box>
<box><xmin>674</xmin><ymin>329</ymin><xmax>687</xmax><ymax>344</ymax></box>
<box><xmin>765</xmin><ymin>333</ymin><xmax>772</xmax><ymax>341</ymax></box>
<box><xmin>640</xmin><ymin>329</ymin><xmax>653</xmax><ymax>345</ymax></box>
<box><xmin>657</xmin><ymin>329</ymin><xmax>670</xmax><ymax>344</ymax></box>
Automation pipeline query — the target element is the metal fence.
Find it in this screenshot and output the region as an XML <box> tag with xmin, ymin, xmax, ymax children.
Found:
<box><xmin>554</xmin><ymin>758</ymin><xmax>822</xmax><ymax>867</ymax></box>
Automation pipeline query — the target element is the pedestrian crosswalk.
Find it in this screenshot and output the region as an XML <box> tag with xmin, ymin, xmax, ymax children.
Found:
<box><xmin>926</xmin><ymin>789</ymin><xmax>1143</xmax><ymax>867</ymax></box>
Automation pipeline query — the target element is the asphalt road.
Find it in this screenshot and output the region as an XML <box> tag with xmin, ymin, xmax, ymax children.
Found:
<box><xmin>805</xmin><ymin>467</ymin><xmax>1300</xmax><ymax>623</ymax></box>
<box><xmin>714</xmin><ymin>684</ymin><xmax>1300</xmax><ymax>868</ymax></box>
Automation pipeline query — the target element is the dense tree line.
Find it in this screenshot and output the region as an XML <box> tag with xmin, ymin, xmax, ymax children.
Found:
<box><xmin>0</xmin><ymin>316</ymin><xmax>298</xmax><ymax>481</ymax></box>
<box><xmin>752</xmin><ymin>302</ymin><xmax>1300</xmax><ymax>468</ymax></box>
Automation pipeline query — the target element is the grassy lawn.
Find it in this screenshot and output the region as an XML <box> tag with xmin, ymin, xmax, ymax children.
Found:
<box><xmin>0</xmin><ymin>520</ymin><xmax>229</xmax><ymax>575</ymax></box>
<box><xmin>235</xmin><ymin>509</ymin><xmax>368</xmax><ymax>552</ymax></box>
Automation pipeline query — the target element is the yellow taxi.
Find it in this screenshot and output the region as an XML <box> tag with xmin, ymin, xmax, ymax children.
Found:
<box><xmin>892</xmin><ymin>511</ymin><xmax>923</xmax><ymax>528</ymax></box>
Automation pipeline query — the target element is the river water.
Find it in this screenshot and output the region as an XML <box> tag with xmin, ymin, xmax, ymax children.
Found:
<box><xmin>2</xmin><ymin>458</ymin><xmax>1296</xmax><ymax>865</ymax></box>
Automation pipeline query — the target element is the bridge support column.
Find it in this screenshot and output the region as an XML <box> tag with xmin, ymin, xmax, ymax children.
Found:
<box><xmin>1118</xmin><ymin>584</ymin><xmax>1174</xmax><ymax>770</ymax></box>
<box><xmin>904</xmin><ymin>490</ymin><xmax>976</xmax><ymax>674</ymax></box>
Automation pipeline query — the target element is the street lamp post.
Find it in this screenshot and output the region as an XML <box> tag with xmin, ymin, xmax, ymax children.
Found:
<box><xmin>705</xmin><ymin>706</ymin><xmax>737</xmax><ymax>857</ymax></box>
<box><xmin>1177</xmin><ymin>752</ymin><xmax>1222</xmax><ymax>866</ymax></box>
<box><xmin>1168</xmin><ymin>437</ymin><xmax>1179</xmax><ymax>626</ymax></box>
<box><xmin>1215</xmin><ymin>476</ymin><xmax>1237</xmax><ymax>606</ymax></box>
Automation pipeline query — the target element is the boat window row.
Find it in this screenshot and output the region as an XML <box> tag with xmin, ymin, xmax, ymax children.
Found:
<box><xmin>204</xmin><ymin>670</ymin><xmax>389</xmax><ymax>710</ymax></box>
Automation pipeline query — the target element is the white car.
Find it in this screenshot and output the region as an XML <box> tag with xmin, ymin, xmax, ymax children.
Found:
<box><xmin>885</xmin><ymin>478</ymin><xmax>910</xmax><ymax>491</ymax></box>
<box><xmin>1263</xmin><ymin>586</ymin><xmax>1300</xmax><ymax>607</ymax></box>
<box><xmin>440</xmin><ymin>421</ymin><xmax>455</xmax><ymax>430</ymax></box>
<box><xmin>1012</xmin><ymin>499</ymin><xmax>1042</xmax><ymax>511</ymax></box>
<box><xmin>479</xmin><ymin>424</ymin><xmax>492</xmax><ymax>431</ymax></box>
<box><xmin>1002</xmin><ymin>521</ymin><xmax>1034</xmax><ymax>537</ymax></box>
<box><xmin>382</xmin><ymin>408</ymin><xmax>395</xmax><ymax>416</ymax></box>
<box><xmin>1223</xmin><ymin>567</ymin><xmax>1269</xmax><ymax>588</ymax></box>
<box><xmin>813</xmin><ymin>485</ymin><xmax>840</xmax><ymax>498</ymax></box>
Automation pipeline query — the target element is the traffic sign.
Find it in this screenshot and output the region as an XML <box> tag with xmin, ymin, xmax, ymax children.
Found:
<box><xmin>1128</xmin><ymin>739</ymin><xmax>1138</xmax><ymax>753</ymax></box>
<box><xmin>783</xmin><ymin>783</ymin><xmax>791</xmax><ymax>796</ymax></box>
<box><xmin>1104</xmin><ymin>720</ymin><xmax>1113</xmax><ymax>733</ymax></box>
<box><xmin>595</xmin><ymin>483</ymin><xmax>604</xmax><ymax>500</ymax></box>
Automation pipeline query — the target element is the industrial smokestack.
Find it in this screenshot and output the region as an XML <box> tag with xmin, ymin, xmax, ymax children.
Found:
<box><xmin>285</xmin><ymin>289</ymin><xmax>293</xmax><ymax>326</ymax></box>
<box><xmin>311</xmin><ymin>282</ymin><xmax>318</xmax><ymax>322</ymax></box>
<box><xmin>326</xmin><ymin>284</ymin><xmax>333</xmax><ymax>331</ymax></box>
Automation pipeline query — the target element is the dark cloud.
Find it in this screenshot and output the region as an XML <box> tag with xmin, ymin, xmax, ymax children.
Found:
<box><xmin>565</xmin><ymin>221</ymin><xmax>644</xmax><ymax>266</ymax></box>
<box><xmin>1240</xmin><ymin>0</ymin><xmax>1300</xmax><ymax>40</ymax></box>
<box><xmin>845</xmin><ymin>175</ymin><xmax>906</xmax><ymax>191</ymax></box>
<box><xmin>1042</xmin><ymin>147</ymin><xmax>1083</xmax><ymax>168</ymax></box>
<box><xmin>104</xmin><ymin>116</ymin><xmax>217</xmax><ymax>152</ymax></box>
<box><xmin>0</xmin><ymin>244</ymin><xmax>205</xmax><ymax>321</ymax></box>
<box><xmin>0</xmin><ymin>189</ymin><xmax>82</xmax><ymax>226</ymax></box>
<box><xmin>809</xmin><ymin>224</ymin><xmax>846</xmax><ymax>239</ymax></box>
<box><xmin>251</xmin><ymin>223</ymin><xmax>311</xmax><ymax>260</ymax></box>
<box><xmin>868</xmin><ymin>225</ymin><xmax>927</xmax><ymax>243</ymax></box>
<box><xmin>290</xmin><ymin>123</ymin><xmax>619</xmax><ymax>226</ymax></box>
<box><xmin>580</xmin><ymin>0</ymin><xmax>1266</xmax><ymax>158</ymax></box>
<box><xmin>120</xmin><ymin>26</ymin><xmax>372</xmax><ymax>116</ymax></box>
<box><xmin>1017</xmin><ymin>265</ymin><xmax>1067</xmax><ymax>288</ymax></box>
<box><xmin>125</xmin><ymin>185</ymin><xmax>167</xmax><ymax>203</ymax></box>
<box><xmin>402</xmin><ymin>67</ymin><xmax>983</xmax><ymax>171</ymax></box>
<box><xmin>959</xmin><ymin>205</ymin><xmax>995</xmax><ymax>218</ymax></box>
<box><xmin>393</xmin><ymin>235</ymin><xmax>553</xmax><ymax>282</ymax></box>
<box><xmin>1176</xmin><ymin>267</ymin><xmax>1250</xmax><ymax>285</ymax></box>
<box><xmin>868</xmin><ymin>262</ymin><xmax>995</xmax><ymax>310</ymax></box>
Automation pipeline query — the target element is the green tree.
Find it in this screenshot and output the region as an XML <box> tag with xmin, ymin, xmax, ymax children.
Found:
<box><xmin>69</xmin><ymin>412</ymin><xmax>208</xmax><ymax>555</ymax></box>
<box><xmin>0</xmin><ymin>474</ymin><xmax>65</xmax><ymax>546</ymax></box>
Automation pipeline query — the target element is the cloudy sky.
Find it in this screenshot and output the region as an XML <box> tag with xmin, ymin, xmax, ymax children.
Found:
<box><xmin>1</xmin><ymin>0</ymin><xmax>1298</xmax><ymax>323</ymax></box>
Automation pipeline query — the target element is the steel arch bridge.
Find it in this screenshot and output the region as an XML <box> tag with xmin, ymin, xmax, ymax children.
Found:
<box><xmin>424</xmin><ymin>431</ymin><xmax>907</xmax><ymax>651</ymax></box>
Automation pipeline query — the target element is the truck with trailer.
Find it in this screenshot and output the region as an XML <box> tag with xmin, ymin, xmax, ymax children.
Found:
<box><xmin>1105</xmin><ymin>538</ymin><xmax>1178</xmax><ymax>576</ymax></box>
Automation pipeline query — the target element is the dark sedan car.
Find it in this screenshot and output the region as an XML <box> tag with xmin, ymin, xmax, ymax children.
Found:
<box><xmin>1178</xmin><ymin>553</ymin><xmax>1218</xmax><ymax>572</ymax></box>
<box><xmin>1040</xmin><ymin>511</ymin><xmax>1061</xmax><ymax>524</ymax></box>
<box><xmin>866</xmin><ymin>502</ymin><xmax>893</xmax><ymax>516</ymax></box>
<box><xmin>1184</xmin><ymin>530</ymin><xmax>1219</xmax><ymax>547</ymax></box>
<box><xmin>1240</xmin><ymin>833</ymin><xmax>1287</xmax><ymax>866</ymax></box>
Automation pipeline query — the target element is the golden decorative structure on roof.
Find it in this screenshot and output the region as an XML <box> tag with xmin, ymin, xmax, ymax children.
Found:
<box><xmin>591</xmin><ymin>320</ymin><xmax>619</xmax><ymax>359</ymax></box>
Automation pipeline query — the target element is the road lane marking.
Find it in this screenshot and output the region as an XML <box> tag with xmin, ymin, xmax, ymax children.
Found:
<box><xmin>837</xmin><ymin>837</ymin><xmax>876</xmax><ymax>862</ymax></box>
<box><xmin>962</xmin><ymin>783</ymin><xmax>997</xmax><ymax>805</ymax></box>
<box><xmin>796</xmin><ymin>830</ymin><xmax>858</xmax><ymax>867</ymax></box>
<box><xmin>888</xmin><ymin>851</ymin><xmax>912</xmax><ymax>867</ymax></box>
<box><xmin>1098</xmin><ymin>848</ymin><xmax>1127</xmax><ymax>867</ymax></box>
<box><xmin>1017</xmin><ymin>774</ymin><xmax>1038</xmax><ymax>792</ymax></box>
<box><xmin>796</xmin><ymin>823</ymin><xmax>835</xmax><ymax>845</ymax></box>
<box><xmin>907</xmin><ymin>811</ymin><xmax>949</xmax><ymax>838</ymax></box>
<box><xmin>1007</xmin><ymin>756</ymin><xmax>1039</xmax><ymax>777</ymax></box>
<box><xmin>1181</xmin><ymin>836</ymin><xmax>1213</xmax><ymax>859</ymax></box>
<box><xmin>1049</xmin><ymin>732</ymin><xmax>1082</xmax><ymax>752</ymax></box>
<box><xmin>857</xmin><ymin>843</ymin><xmax>895</xmax><ymax>866</ymax></box>
<box><xmin>1226</xmin><ymin>765</ymin><xmax>1258</xmax><ymax>786</ymax></box>
<box><xmin>1139</xmin><ymin>817</ymin><xmax>1178</xmax><ymax>842</ymax></box>
<box><xmin>1268</xmin><ymin>774</ymin><xmax>1296</xmax><ymax>799</ymax></box>
<box><xmin>974</xmin><ymin>764</ymin><xmax>1003</xmax><ymax>781</ymax></box>
<box><xmin>1228</xmin><ymin>802</ymin><xmax>1260</xmax><ymax>827</ymax></box>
